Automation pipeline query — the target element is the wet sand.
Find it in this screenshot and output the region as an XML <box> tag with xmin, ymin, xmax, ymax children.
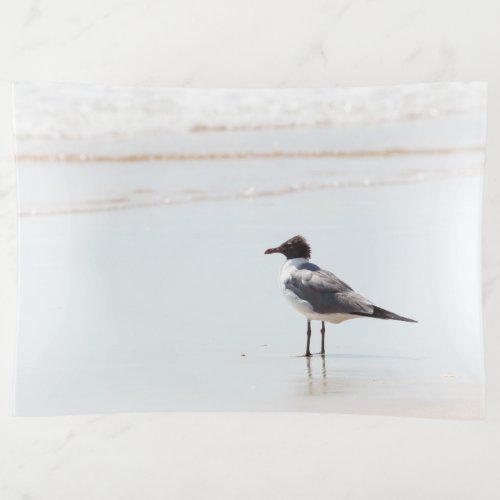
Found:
<box><xmin>16</xmin><ymin>176</ymin><xmax>484</xmax><ymax>417</ymax></box>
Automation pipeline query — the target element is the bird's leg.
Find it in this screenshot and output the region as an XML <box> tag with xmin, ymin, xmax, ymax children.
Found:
<box><xmin>321</xmin><ymin>321</ymin><xmax>326</xmax><ymax>356</ymax></box>
<box><xmin>305</xmin><ymin>319</ymin><xmax>312</xmax><ymax>357</ymax></box>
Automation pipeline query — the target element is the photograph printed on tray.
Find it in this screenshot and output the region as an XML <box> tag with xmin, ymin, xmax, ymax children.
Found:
<box><xmin>13</xmin><ymin>82</ymin><xmax>486</xmax><ymax>417</ymax></box>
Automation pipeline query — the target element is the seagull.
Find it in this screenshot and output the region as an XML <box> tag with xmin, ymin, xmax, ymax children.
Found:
<box><xmin>264</xmin><ymin>235</ymin><xmax>417</xmax><ymax>357</ymax></box>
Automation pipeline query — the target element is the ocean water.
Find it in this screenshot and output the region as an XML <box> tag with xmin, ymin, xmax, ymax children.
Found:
<box><xmin>13</xmin><ymin>83</ymin><xmax>486</xmax><ymax>417</ymax></box>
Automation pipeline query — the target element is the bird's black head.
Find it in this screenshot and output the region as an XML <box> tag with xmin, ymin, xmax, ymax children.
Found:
<box><xmin>264</xmin><ymin>235</ymin><xmax>311</xmax><ymax>260</ymax></box>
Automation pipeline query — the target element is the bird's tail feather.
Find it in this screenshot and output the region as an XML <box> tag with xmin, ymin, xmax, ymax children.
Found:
<box><xmin>357</xmin><ymin>306</ymin><xmax>418</xmax><ymax>323</ymax></box>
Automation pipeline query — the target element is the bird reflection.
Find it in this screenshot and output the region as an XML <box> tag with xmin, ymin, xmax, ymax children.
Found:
<box><xmin>306</xmin><ymin>355</ymin><xmax>328</xmax><ymax>395</ymax></box>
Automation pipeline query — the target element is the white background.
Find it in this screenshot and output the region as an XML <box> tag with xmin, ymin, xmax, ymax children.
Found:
<box><xmin>1</xmin><ymin>1</ymin><xmax>499</xmax><ymax>498</ymax></box>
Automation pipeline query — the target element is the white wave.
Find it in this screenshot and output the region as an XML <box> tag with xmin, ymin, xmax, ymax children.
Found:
<box><xmin>13</xmin><ymin>82</ymin><xmax>486</xmax><ymax>141</ymax></box>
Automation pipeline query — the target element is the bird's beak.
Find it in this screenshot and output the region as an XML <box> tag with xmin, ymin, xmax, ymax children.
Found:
<box><xmin>264</xmin><ymin>246</ymin><xmax>281</xmax><ymax>255</ymax></box>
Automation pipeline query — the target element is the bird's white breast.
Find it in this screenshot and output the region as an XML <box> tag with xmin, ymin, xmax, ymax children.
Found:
<box><xmin>279</xmin><ymin>258</ymin><xmax>315</xmax><ymax>317</ymax></box>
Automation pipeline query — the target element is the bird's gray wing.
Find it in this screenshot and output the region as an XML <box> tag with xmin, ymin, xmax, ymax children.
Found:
<box><xmin>285</xmin><ymin>267</ymin><xmax>374</xmax><ymax>315</ymax></box>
